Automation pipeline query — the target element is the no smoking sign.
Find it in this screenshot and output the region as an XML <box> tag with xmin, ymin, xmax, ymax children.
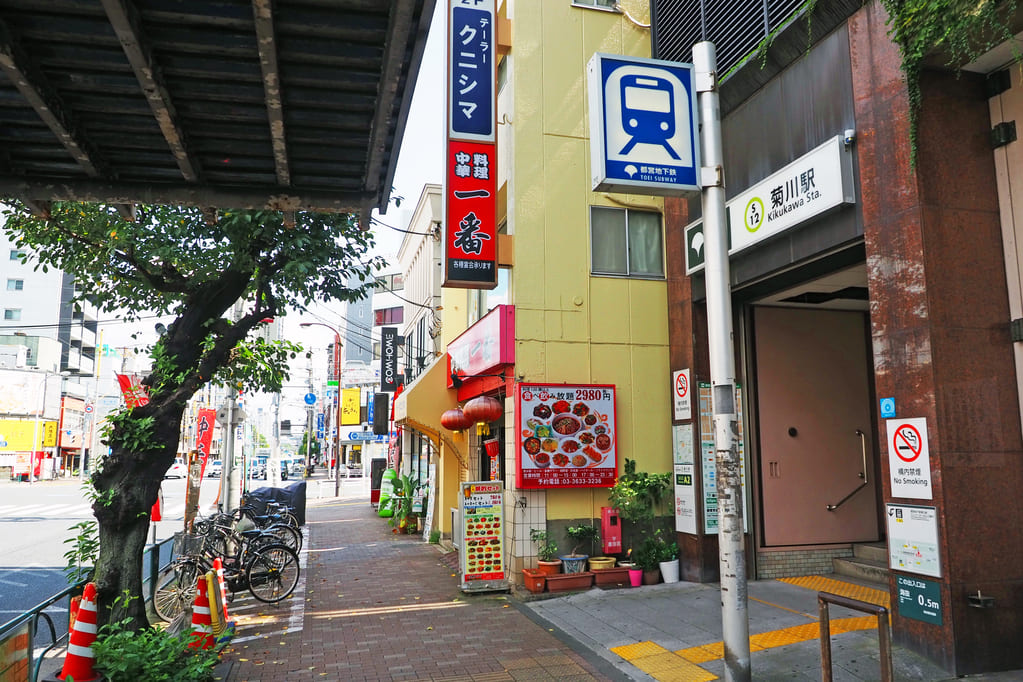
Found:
<box><xmin>672</xmin><ymin>369</ymin><xmax>691</xmax><ymax>421</ymax></box>
<box><xmin>886</xmin><ymin>417</ymin><xmax>932</xmax><ymax>499</ymax></box>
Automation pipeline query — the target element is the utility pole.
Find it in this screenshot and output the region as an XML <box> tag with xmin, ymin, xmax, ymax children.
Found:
<box><xmin>694</xmin><ymin>41</ymin><xmax>750</xmax><ymax>682</ymax></box>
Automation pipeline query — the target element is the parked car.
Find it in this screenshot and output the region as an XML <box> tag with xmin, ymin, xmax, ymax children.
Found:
<box><xmin>164</xmin><ymin>459</ymin><xmax>187</xmax><ymax>479</ymax></box>
<box><xmin>206</xmin><ymin>459</ymin><xmax>222</xmax><ymax>478</ymax></box>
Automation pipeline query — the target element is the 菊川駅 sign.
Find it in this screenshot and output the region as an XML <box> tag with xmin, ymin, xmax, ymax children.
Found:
<box><xmin>587</xmin><ymin>53</ymin><xmax>700</xmax><ymax>196</ymax></box>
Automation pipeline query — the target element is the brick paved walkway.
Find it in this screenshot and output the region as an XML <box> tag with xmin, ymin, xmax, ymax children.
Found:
<box><xmin>223</xmin><ymin>491</ymin><xmax>617</xmax><ymax>682</ymax></box>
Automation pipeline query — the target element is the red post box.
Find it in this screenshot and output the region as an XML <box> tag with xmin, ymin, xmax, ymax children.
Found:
<box><xmin>601</xmin><ymin>507</ymin><xmax>622</xmax><ymax>555</ymax></box>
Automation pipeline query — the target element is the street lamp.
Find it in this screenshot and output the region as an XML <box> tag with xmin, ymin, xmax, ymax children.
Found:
<box><xmin>299</xmin><ymin>322</ymin><xmax>343</xmax><ymax>497</ymax></box>
<box><xmin>29</xmin><ymin>369</ymin><xmax>69</xmax><ymax>484</ymax></box>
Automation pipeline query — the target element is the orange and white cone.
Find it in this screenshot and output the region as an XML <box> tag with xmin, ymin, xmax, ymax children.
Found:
<box><xmin>57</xmin><ymin>582</ymin><xmax>100</xmax><ymax>681</ymax></box>
<box><xmin>188</xmin><ymin>575</ymin><xmax>215</xmax><ymax>650</ymax></box>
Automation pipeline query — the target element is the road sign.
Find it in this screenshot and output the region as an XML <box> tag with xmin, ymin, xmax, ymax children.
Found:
<box><xmin>304</xmin><ymin>392</ymin><xmax>316</xmax><ymax>406</ymax></box>
<box><xmin>896</xmin><ymin>574</ymin><xmax>943</xmax><ymax>625</ymax></box>
<box><xmin>885</xmin><ymin>418</ymin><xmax>931</xmax><ymax>499</ymax></box>
<box><xmin>587</xmin><ymin>53</ymin><xmax>700</xmax><ymax>196</ymax></box>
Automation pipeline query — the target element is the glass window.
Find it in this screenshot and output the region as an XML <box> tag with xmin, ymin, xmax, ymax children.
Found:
<box><xmin>374</xmin><ymin>306</ymin><xmax>404</xmax><ymax>326</ymax></box>
<box><xmin>6</xmin><ymin>279</ymin><xmax>24</xmax><ymax>291</ymax></box>
<box><xmin>590</xmin><ymin>206</ymin><xmax>664</xmax><ymax>278</ymax></box>
<box><xmin>572</xmin><ymin>0</ymin><xmax>617</xmax><ymax>9</ymax></box>
<box><xmin>4</xmin><ymin>309</ymin><xmax>21</xmax><ymax>321</ymax></box>
<box><xmin>9</xmin><ymin>249</ymin><xmax>25</xmax><ymax>260</ymax></box>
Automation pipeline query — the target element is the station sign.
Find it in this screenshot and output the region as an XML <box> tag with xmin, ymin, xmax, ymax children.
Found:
<box><xmin>588</xmin><ymin>53</ymin><xmax>700</xmax><ymax>196</ymax></box>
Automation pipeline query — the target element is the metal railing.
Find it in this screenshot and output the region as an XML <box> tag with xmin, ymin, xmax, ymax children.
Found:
<box><xmin>818</xmin><ymin>591</ymin><xmax>893</xmax><ymax>682</ymax></box>
<box><xmin>0</xmin><ymin>535</ymin><xmax>176</xmax><ymax>682</ymax></box>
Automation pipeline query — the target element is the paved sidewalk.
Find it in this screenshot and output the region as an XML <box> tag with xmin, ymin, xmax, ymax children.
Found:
<box><xmin>220</xmin><ymin>479</ymin><xmax>1023</xmax><ymax>681</ymax></box>
<box><xmin>222</xmin><ymin>488</ymin><xmax>622</xmax><ymax>682</ymax></box>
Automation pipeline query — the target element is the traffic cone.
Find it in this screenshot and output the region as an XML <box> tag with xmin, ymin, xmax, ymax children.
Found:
<box><xmin>188</xmin><ymin>575</ymin><xmax>215</xmax><ymax>650</ymax></box>
<box><xmin>56</xmin><ymin>582</ymin><xmax>100</xmax><ymax>681</ymax></box>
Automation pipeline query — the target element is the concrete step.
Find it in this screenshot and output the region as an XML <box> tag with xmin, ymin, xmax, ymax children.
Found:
<box><xmin>832</xmin><ymin>555</ymin><xmax>889</xmax><ymax>587</ymax></box>
<box><xmin>853</xmin><ymin>541</ymin><xmax>887</xmax><ymax>563</ymax></box>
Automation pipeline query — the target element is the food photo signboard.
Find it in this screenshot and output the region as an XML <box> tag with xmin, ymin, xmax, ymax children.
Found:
<box><xmin>516</xmin><ymin>383</ymin><xmax>617</xmax><ymax>489</ymax></box>
<box><xmin>459</xmin><ymin>481</ymin><xmax>506</xmax><ymax>592</ymax></box>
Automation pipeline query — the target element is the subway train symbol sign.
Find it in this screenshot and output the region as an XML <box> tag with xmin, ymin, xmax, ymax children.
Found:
<box><xmin>589</xmin><ymin>53</ymin><xmax>699</xmax><ymax>192</ymax></box>
<box><xmin>619</xmin><ymin>75</ymin><xmax>681</xmax><ymax>160</ymax></box>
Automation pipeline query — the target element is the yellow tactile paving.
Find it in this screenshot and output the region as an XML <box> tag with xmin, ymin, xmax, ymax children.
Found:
<box><xmin>632</xmin><ymin>652</ymin><xmax>718</xmax><ymax>682</ymax></box>
<box><xmin>778</xmin><ymin>574</ymin><xmax>890</xmax><ymax>609</ymax></box>
<box><xmin>612</xmin><ymin>576</ymin><xmax>889</xmax><ymax>681</ymax></box>
<box><xmin>611</xmin><ymin>640</ymin><xmax>670</xmax><ymax>660</ymax></box>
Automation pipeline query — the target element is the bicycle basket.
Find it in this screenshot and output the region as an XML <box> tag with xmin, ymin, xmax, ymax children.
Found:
<box><xmin>173</xmin><ymin>532</ymin><xmax>206</xmax><ymax>556</ymax></box>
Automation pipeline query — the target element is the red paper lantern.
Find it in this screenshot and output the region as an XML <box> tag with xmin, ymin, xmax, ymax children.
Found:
<box><xmin>463</xmin><ymin>395</ymin><xmax>503</xmax><ymax>424</ymax></box>
<box><xmin>440</xmin><ymin>408</ymin><xmax>473</xmax><ymax>432</ymax></box>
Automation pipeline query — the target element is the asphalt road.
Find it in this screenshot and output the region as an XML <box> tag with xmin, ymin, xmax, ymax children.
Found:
<box><xmin>0</xmin><ymin>474</ymin><xmax>219</xmax><ymax>633</ymax></box>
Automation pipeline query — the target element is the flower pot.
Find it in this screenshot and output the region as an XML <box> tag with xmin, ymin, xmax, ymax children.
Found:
<box><xmin>522</xmin><ymin>568</ymin><xmax>546</xmax><ymax>593</ymax></box>
<box><xmin>643</xmin><ymin>568</ymin><xmax>661</xmax><ymax>585</ymax></box>
<box><xmin>544</xmin><ymin>571</ymin><xmax>593</xmax><ymax>593</ymax></box>
<box><xmin>627</xmin><ymin>567</ymin><xmax>643</xmax><ymax>587</ymax></box>
<box><xmin>536</xmin><ymin>559</ymin><xmax>562</xmax><ymax>576</ymax></box>
<box><xmin>560</xmin><ymin>555</ymin><xmax>588</xmax><ymax>574</ymax></box>
<box><xmin>659</xmin><ymin>558</ymin><xmax>680</xmax><ymax>584</ymax></box>
<box><xmin>588</xmin><ymin>556</ymin><xmax>615</xmax><ymax>571</ymax></box>
<box><xmin>591</xmin><ymin>566</ymin><xmax>630</xmax><ymax>588</ymax></box>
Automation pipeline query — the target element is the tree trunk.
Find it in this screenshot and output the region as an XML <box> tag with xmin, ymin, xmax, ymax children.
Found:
<box><xmin>92</xmin><ymin>405</ymin><xmax>183</xmax><ymax>630</ymax></box>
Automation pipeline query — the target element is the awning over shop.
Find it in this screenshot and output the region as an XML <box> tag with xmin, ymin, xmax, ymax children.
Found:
<box><xmin>395</xmin><ymin>358</ymin><xmax>467</xmax><ymax>469</ymax></box>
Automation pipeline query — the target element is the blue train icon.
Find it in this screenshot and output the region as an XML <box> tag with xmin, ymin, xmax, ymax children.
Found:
<box><xmin>618</xmin><ymin>74</ymin><xmax>682</xmax><ymax>160</ymax></box>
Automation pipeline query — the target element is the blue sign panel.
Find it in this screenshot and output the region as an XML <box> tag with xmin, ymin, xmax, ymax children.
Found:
<box><xmin>880</xmin><ymin>397</ymin><xmax>896</xmax><ymax>419</ymax></box>
<box><xmin>587</xmin><ymin>53</ymin><xmax>700</xmax><ymax>196</ymax></box>
<box><xmin>316</xmin><ymin>413</ymin><xmax>324</xmax><ymax>439</ymax></box>
<box><xmin>303</xmin><ymin>392</ymin><xmax>316</xmax><ymax>406</ymax></box>
<box><xmin>448</xmin><ymin>0</ymin><xmax>495</xmax><ymax>142</ymax></box>
<box><xmin>367</xmin><ymin>395</ymin><xmax>375</xmax><ymax>426</ymax></box>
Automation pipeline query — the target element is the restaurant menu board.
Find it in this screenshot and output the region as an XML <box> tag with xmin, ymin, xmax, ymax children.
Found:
<box><xmin>516</xmin><ymin>383</ymin><xmax>617</xmax><ymax>489</ymax></box>
<box><xmin>459</xmin><ymin>482</ymin><xmax>507</xmax><ymax>591</ymax></box>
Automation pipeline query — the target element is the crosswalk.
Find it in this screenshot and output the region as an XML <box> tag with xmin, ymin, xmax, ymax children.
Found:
<box><xmin>0</xmin><ymin>502</ymin><xmax>188</xmax><ymax>520</ymax></box>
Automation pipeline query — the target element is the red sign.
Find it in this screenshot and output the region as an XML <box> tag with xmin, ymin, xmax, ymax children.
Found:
<box><xmin>447</xmin><ymin>304</ymin><xmax>514</xmax><ymax>383</ymax></box>
<box><xmin>516</xmin><ymin>383</ymin><xmax>617</xmax><ymax>489</ymax></box>
<box><xmin>444</xmin><ymin>140</ymin><xmax>497</xmax><ymax>288</ymax></box>
<box><xmin>893</xmin><ymin>423</ymin><xmax>922</xmax><ymax>462</ymax></box>
<box><xmin>194</xmin><ymin>408</ymin><xmax>216</xmax><ymax>477</ymax></box>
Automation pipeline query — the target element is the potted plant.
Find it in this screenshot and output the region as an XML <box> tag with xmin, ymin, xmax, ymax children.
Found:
<box><xmin>634</xmin><ymin>535</ymin><xmax>662</xmax><ymax>585</ymax></box>
<box><xmin>621</xmin><ymin>548</ymin><xmax>643</xmax><ymax>587</ymax></box>
<box><xmin>657</xmin><ymin>534</ymin><xmax>680</xmax><ymax>584</ymax></box>
<box><xmin>383</xmin><ymin>473</ymin><xmax>418</xmax><ymax>533</ymax></box>
<box><xmin>562</xmin><ymin>523</ymin><xmax>599</xmax><ymax>574</ymax></box>
<box><xmin>530</xmin><ymin>528</ymin><xmax>562</xmax><ymax>575</ymax></box>
<box><xmin>608</xmin><ymin>458</ymin><xmax>672</xmax><ymax>549</ymax></box>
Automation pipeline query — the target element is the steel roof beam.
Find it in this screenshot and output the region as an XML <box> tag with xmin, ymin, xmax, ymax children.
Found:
<box><xmin>0</xmin><ymin>20</ymin><xmax>104</xmax><ymax>178</ymax></box>
<box><xmin>101</xmin><ymin>0</ymin><xmax>201</xmax><ymax>183</ymax></box>
<box><xmin>252</xmin><ymin>0</ymin><xmax>291</xmax><ymax>187</ymax></box>
<box><xmin>0</xmin><ymin>176</ymin><xmax>372</xmax><ymax>214</ymax></box>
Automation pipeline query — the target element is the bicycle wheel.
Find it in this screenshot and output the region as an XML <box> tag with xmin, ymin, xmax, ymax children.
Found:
<box><xmin>245</xmin><ymin>544</ymin><xmax>299</xmax><ymax>603</ymax></box>
<box><xmin>152</xmin><ymin>560</ymin><xmax>202</xmax><ymax>622</ymax></box>
<box><xmin>264</xmin><ymin>523</ymin><xmax>302</xmax><ymax>553</ymax></box>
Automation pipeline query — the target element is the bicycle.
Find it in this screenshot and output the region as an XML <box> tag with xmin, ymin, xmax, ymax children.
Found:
<box><xmin>152</xmin><ymin>526</ymin><xmax>300</xmax><ymax>622</ymax></box>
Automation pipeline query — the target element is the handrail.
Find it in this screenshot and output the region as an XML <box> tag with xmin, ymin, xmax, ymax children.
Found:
<box><xmin>826</xmin><ymin>429</ymin><xmax>868</xmax><ymax>511</ymax></box>
<box><xmin>818</xmin><ymin>591</ymin><xmax>892</xmax><ymax>681</ymax></box>
<box><xmin>0</xmin><ymin>534</ymin><xmax>177</xmax><ymax>682</ymax></box>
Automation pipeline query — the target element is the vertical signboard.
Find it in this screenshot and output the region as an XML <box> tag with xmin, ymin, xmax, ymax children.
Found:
<box><xmin>379</xmin><ymin>327</ymin><xmax>399</xmax><ymax>392</ymax></box>
<box><xmin>444</xmin><ymin>0</ymin><xmax>498</xmax><ymax>289</ymax></box>
<box><xmin>516</xmin><ymin>383</ymin><xmax>617</xmax><ymax>489</ymax></box>
<box><xmin>194</xmin><ymin>407</ymin><xmax>216</xmax><ymax>476</ymax></box>
<box><xmin>340</xmin><ymin>388</ymin><xmax>360</xmax><ymax>426</ymax></box>
<box><xmin>887</xmin><ymin>503</ymin><xmax>942</xmax><ymax>577</ymax></box>
<box><xmin>672</xmin><ymin>423</ymin><xmax>697</xmax><ymax>534</ymax></box>
<box><xmin>698</xmin><ymin>383</ymin><xmax>749</xmax><ymax>534</ymax></box>
<box><xmin>459</xmin><ymin>481</ymin><xmax>506</xmax><ymax>592</ymax></box>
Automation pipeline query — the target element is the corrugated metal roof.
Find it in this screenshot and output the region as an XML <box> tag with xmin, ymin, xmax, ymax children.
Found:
<box><xmin>0</xmin><ymin>0</ymin><xmax>436</xmax><ymax>225</ymax></box>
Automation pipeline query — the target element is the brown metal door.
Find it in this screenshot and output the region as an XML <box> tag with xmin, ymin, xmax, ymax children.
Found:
<box><xmin>754</xmin><ymin>306</ymin><xmax>878</xmax><ymax>546</ymax></box>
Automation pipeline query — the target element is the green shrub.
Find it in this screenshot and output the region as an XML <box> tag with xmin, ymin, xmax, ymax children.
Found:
<box><xmin>93</xmin><ymin>618</ymin><xmax>221</xmax><ymax>681</ymax></box>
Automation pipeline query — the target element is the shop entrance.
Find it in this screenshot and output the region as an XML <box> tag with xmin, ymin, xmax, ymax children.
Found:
<box><xmin>748</xmin><ymin>264</ymin><xmax>882</xmax><ymax>547</ymax></box>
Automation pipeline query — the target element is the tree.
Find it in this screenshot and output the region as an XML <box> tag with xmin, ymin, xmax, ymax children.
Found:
<box><xmin>2</xmin><ymin>202</ymin><xmax>384</xmax><ymax>630</ymax></box>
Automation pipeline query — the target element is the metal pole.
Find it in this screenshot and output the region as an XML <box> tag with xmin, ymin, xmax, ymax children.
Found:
<box><xmin>693</xmin><ymin>40</ymin><xmax>750</xmax><ymax>682</ymax></box>
<box><xmin>219</xmin><ymin>387</ymin><xmax>236</xmax><ymax>512</ymax></box>
<box><xmin>334</xmin><ymin>348</ymin><xmax>342</xmax><ymax>497</ymax></box>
